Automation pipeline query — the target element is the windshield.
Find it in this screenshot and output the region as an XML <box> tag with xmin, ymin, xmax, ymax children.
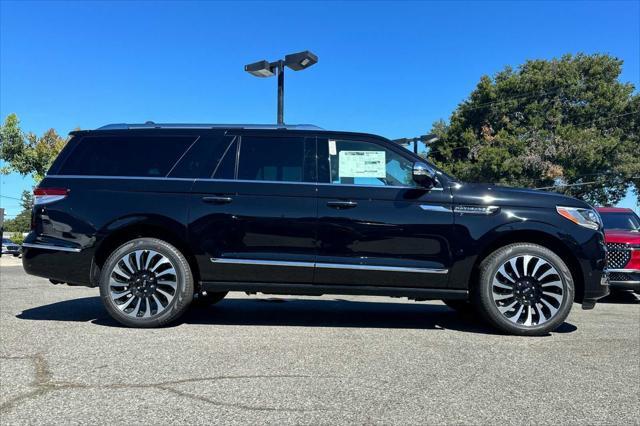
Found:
<box><xmin>600</xmin><ymin>211</ymin><xmax>640</xmax><ymax>232</ymax></box>
<box><xmin>2</xmin><ymin>239</ymin><xmax>14</xmax><ymax>244</ymax></box>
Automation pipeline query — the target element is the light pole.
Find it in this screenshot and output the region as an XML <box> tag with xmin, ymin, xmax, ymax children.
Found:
<box><xmin>393</xmin><ymin>134</ymin><xmax>439</xmax><ymax>155</ymax></box>
<box><xmin>244</xmin><ymin>50</ymin><xmax>318</xmax><ymax>126</ymax></box>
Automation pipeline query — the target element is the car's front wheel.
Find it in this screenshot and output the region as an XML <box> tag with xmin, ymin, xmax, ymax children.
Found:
<box><xmin>99</xmin><ymin>238</ymin><xmax>194</xmax><ymax>328</ymax></box>
<box><xmin>475</xmin><ymin>243</ymin><xmax>574</xmax><ymax>336</ymax></box>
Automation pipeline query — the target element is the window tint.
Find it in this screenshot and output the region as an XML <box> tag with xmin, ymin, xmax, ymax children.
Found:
<box><xmin>325</xmin><ymin>139</ymin><xmax>415</xmax><ymax>187</ymax></box>
<box><xmin>170</xmin><ymin>134</ymin><xmax>231</xmax><ymax>179</ymax></box>
<box><xmin>238</xmin><ymin>136</ymin><xmax>306</xmax><ymax>182</ymax></box>
<box><xmin>212</xmin><ymin>138</ymin><xmax>237</xmax><ymax>179</ymax></box>
<box><xmin>601</xmin><ymin>212</ymin><xmax>640</xmax><ymax>231</ymax></box>
<box><xmin>60</xmin><ymin>136</ymin><xmax>196</xmax><ymax>177</ymax></box>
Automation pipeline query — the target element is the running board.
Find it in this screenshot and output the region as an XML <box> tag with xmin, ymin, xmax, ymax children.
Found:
<box><xmin>201</xmin><ymin>282</ymin><xmax>468</xmax><ymax>300</ymax></box>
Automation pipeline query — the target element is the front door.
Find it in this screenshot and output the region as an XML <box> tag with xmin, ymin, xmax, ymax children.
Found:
<box><xmin>315</xmin><ymin>136</ymin><xmax>454</xmax><ymax>288</ymax></box>
<box><xmin>189</xmin><ymin>132</ymin><xmax>317</xmax><ymax>284</ymax></box>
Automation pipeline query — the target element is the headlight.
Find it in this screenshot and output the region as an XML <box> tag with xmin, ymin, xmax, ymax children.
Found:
<box><xmin>556</xmin><ymin>206</ymin><xmax>602</xmax><ymax>230</ymax></box>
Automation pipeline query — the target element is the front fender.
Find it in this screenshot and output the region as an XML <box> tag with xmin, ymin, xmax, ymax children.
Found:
<box><xmin>447</xmin><ymin>207</ymin><xmax>605</xmax><ymax>290</ymax></box>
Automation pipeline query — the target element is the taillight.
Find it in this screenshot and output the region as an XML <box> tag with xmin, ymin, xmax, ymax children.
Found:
<box><xmin>33</xmin><ymin>187</ymin><xmax>69</xmax><ymax>205</ymax></box>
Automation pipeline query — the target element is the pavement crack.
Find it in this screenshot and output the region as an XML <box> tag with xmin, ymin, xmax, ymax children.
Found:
<box><xmin>1</xmin><ymin>355</ymin><xmax>331</xmax><ymax>414</ymax></box>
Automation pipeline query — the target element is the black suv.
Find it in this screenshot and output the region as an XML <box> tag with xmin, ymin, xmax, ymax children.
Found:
<box><xmin>22</xmin><ymin>123</ymin><xmax>609</xmax><ymax>335</ymax></box>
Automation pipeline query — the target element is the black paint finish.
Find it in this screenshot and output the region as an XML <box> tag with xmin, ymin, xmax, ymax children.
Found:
<box><xmin>22</xmin><ymin>127</ymin><xmax>608</xmax><ymax>305</ymax></box>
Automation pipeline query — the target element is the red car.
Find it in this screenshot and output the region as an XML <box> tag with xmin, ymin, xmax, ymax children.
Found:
<box><xmin>596</xmin><ymin>207</ymin><xmax>640</xmax><ymax>293</ymax></box>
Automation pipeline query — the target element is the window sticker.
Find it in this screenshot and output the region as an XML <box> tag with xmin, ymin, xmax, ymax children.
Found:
<box><xmin>338</xmin><ymin>151</ymin><xmax>386</xmax><ymax>178</ymax></box>
<box><xmin>328</xmin><ymin>139</ymin><xmax>337</xmax><ymax>156</ymax></box>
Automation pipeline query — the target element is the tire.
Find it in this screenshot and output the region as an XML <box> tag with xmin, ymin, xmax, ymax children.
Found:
<box><xmin>474</xmin><ymin>243</ymin><xmax>574</xmax><ymax>336</ymax></box>
<box><xmin>191</xmin><ymin>291</ymin><xmax>228</xmax><ymax>307</ymax></box>
<box><xmin>443</xmin><ymin>299</ymin><xmax>475</xmax><ymax>315</ymax></box>
<box><xmin>99</xmin><ymin>238</ymin><xmax>194</xmax><ymax>328</ymax></box>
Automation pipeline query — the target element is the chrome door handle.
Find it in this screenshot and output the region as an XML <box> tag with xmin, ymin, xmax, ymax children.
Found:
<box><xmin>202</xmin><ymin>196</ymin><xmax>233</xmax><ymax>204</ymax></box>
<box><xmin>327</xmin><ymin>200</ymin><xmax>358</xmax><ymax>209</ymax></box>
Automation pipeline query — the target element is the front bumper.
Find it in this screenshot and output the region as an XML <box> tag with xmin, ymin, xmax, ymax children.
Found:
<box><xmin>608</xmin><ymin>269</ymin><xmax>640</xmax><ymax>292</ymax></box>
<box><xmin>581</xmin><ymin>271</ymin><xmax>610</xmax><ymax>309</ymax></box>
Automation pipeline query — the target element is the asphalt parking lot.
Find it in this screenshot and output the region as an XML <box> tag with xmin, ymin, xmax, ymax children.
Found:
<box><xmin>0</xmin><ymin>256</ymin><xmax>638</xmax><ymax>425</ymax></box>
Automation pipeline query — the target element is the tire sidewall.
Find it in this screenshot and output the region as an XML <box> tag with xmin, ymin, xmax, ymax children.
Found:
<box><xmin>99</xmin><ymin>238</ymin><xmax>193</xmax><ymax>327</ymax></box>
<box><xmin>477</xmin><ymin>244</ymin><xmax>575</xmax><ymax>335</ymax></box>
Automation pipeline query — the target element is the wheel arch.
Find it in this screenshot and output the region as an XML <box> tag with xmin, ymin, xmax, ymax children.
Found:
<box><xmin>470</xmin><ymin>229</ymin><xmax>585</xmax><ymax>303</ymax></box>
<box><xmin>90</xmin><ymin>216</ymin><xmax>199</xmax><ymax>288</ymax></box>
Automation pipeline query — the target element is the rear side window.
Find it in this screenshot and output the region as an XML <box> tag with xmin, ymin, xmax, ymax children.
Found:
<box><xmin>58</xmin><ymin>135</ymin><xmax>196</xmax><ymax>177</ymax></box>
<box><xmin>170</xmin><ymin>134</ymin><xmax>233</xmax><ymax>179</ymax></box>
<box><xmin>237</xmin><ymin>136</ymin><xmax>307</xmax><ymax>182</ymax></box>
<box><xmin>212</xmin><ymin>138</ymin><xmax>237</xmax><ymax>179</ymax></box>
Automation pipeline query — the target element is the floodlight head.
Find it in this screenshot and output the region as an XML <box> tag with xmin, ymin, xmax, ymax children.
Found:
<box><xmin>245</xmin><ymin>60</ymin><xmax>275</xmax><ymax>77</ymax></box>
<box><xmin>422</xmin><ymin>134</ymin><xmax>439</xmax><ymax>144</ymax></box>
<box><xmin>284</xmin><ymin>50</ymin><xmax>318</xmax><ymax>71</ymax></box>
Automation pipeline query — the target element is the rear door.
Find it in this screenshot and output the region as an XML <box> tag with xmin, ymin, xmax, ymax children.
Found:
<box><xmin>188</xmin><ymin>131</ymin><xmax>318</xmax><ymax>284</ymax></box>
<box><xmin>315</xmin><ymin>135</ymin><xmax>454</xmax><ymax>288</ymax></box>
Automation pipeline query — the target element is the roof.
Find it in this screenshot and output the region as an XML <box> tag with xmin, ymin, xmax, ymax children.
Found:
<box><xmin>596</xmin><ymin>207</ymin><xmax>634</xmax><ymax>213</ymax></box>
<box><xmin>95</xmin><ymin>122</ymin><xmax>324</xmax><ymax>131</ymax></box>
<box><xmin>68</xmin><ymin>123</ymin><xmax>392</xmax><ymax>145</ymax></box>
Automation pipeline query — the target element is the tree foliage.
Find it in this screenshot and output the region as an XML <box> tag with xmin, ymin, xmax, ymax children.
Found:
<box><xmin>0</xmin><ymin>113</ymin><xmax>68</xmax><ymax>183</ymax></box>
<box><xmin>1</xmin><ymin>113</ymin><xmax>68</xmax><ymax>232</ymax></box>
<box><xmin>427</xmin><ymin>53</ymin><xmax>639</xmax><ymax>206</ymax></box>
<box><xmin>2</xmin><ymin>190</ymin><xmax>33</xmax><ymax>233</ymax></box>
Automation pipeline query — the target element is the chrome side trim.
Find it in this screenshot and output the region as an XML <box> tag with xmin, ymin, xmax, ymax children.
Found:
<box><xmin>610</xmin><ymin>280</ymin><xmax>640</xmax><ymax>285</ymax></box>
<box><xmin>454</xmin><ymin>205</ymin><xmax>500</xmax><ymax>215</ymax></box>
<box><xmin>45</xmin><ymin>175</ymin><xmax>445</xmax><ymax>191</ymax></box>
<box><xmin>210</xmin><ymin>258</ymin><xmax>448</xmax><ymax>274</ymax></box>
<box><xmin>47</xmin><ymin>175</ymin><xmax>196</xmax><ymax>181</ymax></box>
<box><xmin>607</xmin><ymin>268</ymin><xmax>640</xmax><ymax>273</ymax></box>
<box><xmin>315</xmin><ymin>263</ymin><xmax>448</xmax><ymax>274</ymax></box>
<box><xmin>22</xmin><ymin>243</ymin><xmax>81</xmax><ymax>253</ymax></box>
<box><xmin>210</xmin><ymin>258</ymin><xmax>314</xmax><ymax>268</ymax></box>
<box><xmin>420</xmin><ymin>205</ymin><xmax>452</xmax><ymax>213</ymax></box>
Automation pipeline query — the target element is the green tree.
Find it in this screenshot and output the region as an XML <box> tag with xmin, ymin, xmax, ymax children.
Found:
<box><xmin>1</xmin><ymin>113</ymin><xmax>68</xmax><ymax>233</ymax></box>
<box><xmin>2</xmin><ymin>190</ymin><xmax>33</xmax><ymax>233</ymax></box>
<box><xmin>427</xmin><ymin>53</ymin><xmax>640</xmax><ymax>206</ymax></box>
<box><xmin>1</xmin><ymin>113</ymin><xmax>68</xmax><ymax>183</ymax></box>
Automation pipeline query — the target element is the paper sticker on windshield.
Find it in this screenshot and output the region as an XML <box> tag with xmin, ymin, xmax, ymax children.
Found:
<box><xmin>339</xmin><ymin>151</ymin><xmax>386</xmax><ymax>178</ymax></box>
<box><xmin>328</xmin><ymin>139</ymin><xmax>337</xmax><ymax>156</ymax></box>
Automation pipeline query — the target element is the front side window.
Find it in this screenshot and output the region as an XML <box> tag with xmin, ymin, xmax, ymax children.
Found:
<box><xmin>59</xmin><ymin>136</ymin><xmax>196</xmax><ymax>177</ymax></box>
<box><xmin>324</xmin><ymin>139</ymin><xmax>415</xmax><ymax>187</ymax></box>
<box><xmin>237</xmin><ymin>136</ymin><xmax>307</xmax><ymax>182</ymax></box>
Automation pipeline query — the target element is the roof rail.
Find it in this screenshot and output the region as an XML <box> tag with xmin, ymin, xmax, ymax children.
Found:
<box><xmin>96</xmin><ymin>123</ymin><xmax>324</xmax><ymax>131</ymax></box>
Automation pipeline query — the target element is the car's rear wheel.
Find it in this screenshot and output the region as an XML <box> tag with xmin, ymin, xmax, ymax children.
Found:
<box><xmin>99</xmin><ymin>238</ymin><xmax>194</xmax><ymax>328</ymax></box>
<box><xmin>475</xmin><ymin>243</ymin><xmax>574</xmax><ymax>336</ymax></box>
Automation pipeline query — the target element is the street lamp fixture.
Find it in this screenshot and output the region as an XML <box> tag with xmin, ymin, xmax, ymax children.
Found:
<box><xmin>244</xmin><ymin>50</ymin><xmax>318</xmax><ymax>125</ymax></box>
<box><xmin>393</xmin><ymin>134</ymin><xmax>439</xmax><ymax>154</ymax></box>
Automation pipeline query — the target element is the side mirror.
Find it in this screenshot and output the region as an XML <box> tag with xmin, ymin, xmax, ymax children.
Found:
<box><xmin>412</xmin><ymin>162</ymin><xmax>437</xmax><ymax>189</ymax></box>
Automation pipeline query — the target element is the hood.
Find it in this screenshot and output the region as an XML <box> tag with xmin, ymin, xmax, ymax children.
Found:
<box><xmin>451</xmin><ymin>183</ymin><xmax>591</xmax><ymax>209</ymax></box>
<box><xmin>604</xmin><ymin>229</ymin><xmax>640</xmax><ymax>245</ymax></box>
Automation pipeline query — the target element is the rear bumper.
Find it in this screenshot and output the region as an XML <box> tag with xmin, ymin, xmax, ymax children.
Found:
<box><xmin>21</xmin><ymin>240</ymin><xmax>92</xmax><ymax>286</ymax></box>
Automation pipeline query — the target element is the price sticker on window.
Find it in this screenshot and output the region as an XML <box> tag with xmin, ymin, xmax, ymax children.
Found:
<box><xmin>328</xmin><ymin>139</ymin><xmax>337</xmax><ymax>156</ymax></box>
<box><xmin>338</xmin><ymin>151</ymin><xmax>386</xmax><ymax>178</ymax></box>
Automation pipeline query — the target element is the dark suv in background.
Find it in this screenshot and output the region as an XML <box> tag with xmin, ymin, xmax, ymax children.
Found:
<box><xmin>22</xmin><ymin>123</ymin><xmax>609</xmax><ymax>335</ymax></box>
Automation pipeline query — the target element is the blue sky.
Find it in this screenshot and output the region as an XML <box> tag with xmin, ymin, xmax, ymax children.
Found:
<box><xmin>1</xmin><ymin>0</ymin><xmax>639</xmax><ymax>218</ymax></box>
